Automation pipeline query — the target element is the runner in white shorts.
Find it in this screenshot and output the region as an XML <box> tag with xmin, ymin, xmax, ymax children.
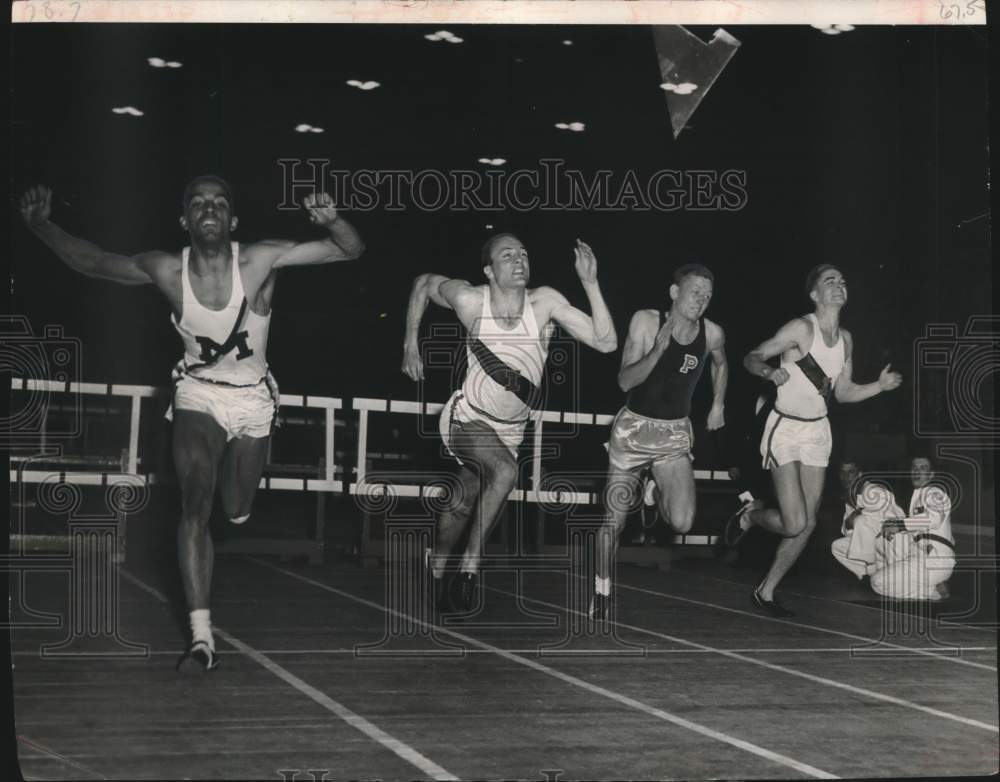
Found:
<box><xmin>742</xmin><ymin>264</ymin><xmax>902</xmax><ymax>616</ymax></box>
<box><xmin>402</xmin><ymin>233</ymin><xmax>617</xmax><ymax>613</ymax></box>
<box><xmin>594</xmin><ymin>263</ymin><xmax>727</xmax><ymax>621</ymax></box>
<box><xmin>20</xmin><ymin>177</ymin><xmax>364</xmax><ymax>672</ymax></box>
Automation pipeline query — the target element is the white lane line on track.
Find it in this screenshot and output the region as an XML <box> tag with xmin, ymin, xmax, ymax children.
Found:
<box><xmin>118</xmin><ymin>568</ymin><xmax>459</xmax><ymax>782</ymax></box>
<box><xmin>484</xmin><ymin>584</ymin><xmax>999</xmax><ymax>734</ymax></box>
<box><xmin>665</xmin><ymin>568</ymin><xmax>998</xmax><ymax>634</ymax></box>
<box><xmin>252</xmin><ymin>558</ymin><xmax>839</xmax><ymax>780</ymax></box>
<box><xmin>17</xmin><ymin>734</ymin><xmax>108</xmax><ymax>779</ymax></box>
<box><xmin>613</xmin><ymin>577</ymin><xmax>998</xmax><ymax>672</ymax></box>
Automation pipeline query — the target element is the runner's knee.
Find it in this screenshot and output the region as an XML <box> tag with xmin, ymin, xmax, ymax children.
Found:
<box><xmin>782</xmin><ymin>512</ymin><xmax>808</xmax><ymax>537</ymax></box>
<box><xmin>869</xmin><ymin>569</ymin><xmax>886</xmax><ymax>594</ymax></box>
<box><xmin>221</xmin><ymin>493</ymin><xmax>252</xmax><ymax>520</ymax></box>
<box><xmin>667</xmin><ymin>506</ymin><xmax>695</xmax><ymax>533</ymax></box>
<box><xmin>181</xmin><ymin>485</ymin><xmax>213</xmax><ymax>522</ymax></box>
<box><xmin>486</xmin><ymin>457</ymin><xmax>517</xmax><ymax>491</ymax></box>
<box><xmin>445</xmin><ymin>478</ymin><xmax>478</xmax><ymax>515</ymax></box>
<box><xmin>178</xmin><ymin>462</ymin><xmax>214</xmax><ymax>522</ymax></box>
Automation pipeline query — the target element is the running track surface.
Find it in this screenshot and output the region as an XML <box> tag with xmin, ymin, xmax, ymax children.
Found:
<box><xmin>12</xmin><ymin>541</ymin><xmax>998</xmax><ymax>780</ymax></box>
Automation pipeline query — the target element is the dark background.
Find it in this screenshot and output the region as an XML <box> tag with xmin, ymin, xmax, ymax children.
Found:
<box><xmin>9</xmin><ymin>23</ymin><xmax>993</xmax><ymax>474</ymax></box>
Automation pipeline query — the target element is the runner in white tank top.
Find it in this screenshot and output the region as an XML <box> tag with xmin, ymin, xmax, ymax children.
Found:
<box><xmin>774</xmin><ymin>312</ymin><xmax>845</xmax><ymax>420</ymax></box>
<box><xmin>19</xmin><ymin>177</ymin><xmax>365</xmax><ymax>673</ymax></box>
<box><xmin>171</xmin><ymin>241</ymin><xmax>270</xmax><ymax>386</ymax></box>
<box><xmin>403</xmin><ymin>233</ymin><xmax>617</xmax><ymax>613</ymax></box>
<box><xmin>442</xmin><ymin>285</ymin><xmax>549</xmax><ymax>457</ymax></box>
<box><xmin>165</xmin><ymin>241</ymin><xmax>280</xmax><ymax>445</ymax></box>
<box><xmin>738</xmin><ymin>264</ymin><xmax>902</xmax><ymax>617</ymax></box>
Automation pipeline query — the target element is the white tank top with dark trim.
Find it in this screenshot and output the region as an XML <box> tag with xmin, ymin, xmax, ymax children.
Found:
<box><xmin>461</xmin><ymin>287</ymin><xmax>548</xmax><ymax>423</ymax></box>
<box><xmin>775</xmin><ymin>313</ymin><xmax>845</xmax><ymax>419</ymax></box>
<box><xmin>170</xmin><ymin>242</ymin><xmax>270</xmax><ymax>385</ymax></box>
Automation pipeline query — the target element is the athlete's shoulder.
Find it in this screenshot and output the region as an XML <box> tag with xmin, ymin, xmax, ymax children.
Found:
<box><xmin>622</xmin><ymin>309</ymin><xmax>654</xmax><ymax>335</ymax></box>
<box><xmin>139</xmin><ymin>248</ymin><xmax>181</xmax><ymax>263</ymax></box>
<box><xmin>238</xmin><ymin>240</ymin><xmax>287</xmax><ymax>264</ymax></box>
<box><xmin>530</xmin><ymin>285</ymin><xmax>566</xmax><ymax>303</ymax></box>
<box><xmin>528</xmin><ymin>286</ymin><xmax>568</xmax><ymax>319</ymax></box>
<box><xmin>446</xmin><ymin>281</ymin><xmax>484</xmax><ymax>311</ymax></box>
<box><xmin>456</xmin><ymin>280</ymin><xmax>486</xmax><ymax>297</ymax></box>
<box><xmin>782</xmin><ymin>315</ymin><xmax>814</xmax><ymax>338</ymax></box>
<box><xmin>839</xmin><ymin>327</ymin><xmax>853</xmax><ymax>357</ymax></box>
<box><xmin>137</xmin><ymin>249</ymin><xmax>182</xmax><ymax>278</ymax></box>
<box><xmin>703</xmin><ymin>317</ymin><xmax>725</xmax><ymax>347</ymax></box>
<box><xmin>630</xmin><ymin>308</ymin><xmax>660</xmax><ymax>325</ymax></box>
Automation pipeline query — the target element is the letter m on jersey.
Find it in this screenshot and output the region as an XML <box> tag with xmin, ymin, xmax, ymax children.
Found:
<box><xmin>679</xmin><ymin>354</ymin><xmax>699</xmax><ymax>374</ymax></box>
<box><xmin>195</xmin><ymin>330</ymin><xmax>254</xmax><ymax>363</ymax></box>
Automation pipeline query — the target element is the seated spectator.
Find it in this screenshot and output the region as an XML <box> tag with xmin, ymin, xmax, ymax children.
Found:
<box><xmin>870</xmin><ymin>455</ymin><xmax>954</xmax><ymax>601</ymax></box>
<box><xmin>830</xmin><ymin>458</ymin><xmax>904</xmax><ymax>580</ymax></box>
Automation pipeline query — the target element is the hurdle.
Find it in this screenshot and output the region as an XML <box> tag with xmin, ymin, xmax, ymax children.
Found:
<box><xmin>9</xmin><ymin>380</ymin><xmax>740</xmax><ymax>570</ymax></box>
<box><xmin>8</xmin><ymin>378</ymin><xmax>344</xmax><ymax>565</ymax></box>
<box><xmin>349</xmin><ymin>398</ymin><xmax>739</xmax><ymax>567</ymax></box>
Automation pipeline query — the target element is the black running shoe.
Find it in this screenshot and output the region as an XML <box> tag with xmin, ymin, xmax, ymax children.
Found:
<box><xmin>432</xmin><ymin>574</ymin><xmax>452</xmax><ymax>613</ymax></box>
<box><xmin>589</xmin><ymin>593</ymin><xmax>610</xmax><ymax>622</ymax></box>
<box><xmin>452</xmin><ymin>572</ymin><xmax>478</xmax><ymax>612</ymax></box>
<box><xmin>751</xmin><ymin>588</ymin><xmax>795</xmax><ymax>618</ymax></box>
<box><xmin>176</xmin><ymin>640</ymin><xmax>220</xmax><ymax>673</ymax></box>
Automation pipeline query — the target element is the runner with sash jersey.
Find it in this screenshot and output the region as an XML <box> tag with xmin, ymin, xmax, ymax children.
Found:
<box><xmin>402</xmin><ymin>234</ymin><xmax>617</xmax><ymax>612</ymax></box>
<box><xmin>19</xmin><ymin>177</ymin><xmax>364</xmax><ymax>672</ymax></box>
<box><xmin>740</xmin><ymin>264</ymin><xmax>902</xmax><ymax>616</ymax></box>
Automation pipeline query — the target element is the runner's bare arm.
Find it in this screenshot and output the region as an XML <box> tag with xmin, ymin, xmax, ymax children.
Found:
<box><xmin>744</xmin><ymin>317</ymin><xmax>810</xmax><ymax>386</ymax></box>
<box><xmin>540</xmin><ymin>286</ymin><xmax>618</xmax><ymax>354</ymax></box>
<box><xmin>19</xmin><ymin>185</ymin><xmax>166</xmax><ymax>285</ymax></box>
<box><xmin>401</xmin><ymin>275</ymin><xmax>477</xmax><ymax>381</ymax></box>
<box><xmin>542</xmin><ymin>239</ymin><xmax>617</xmax><ymax>353</ymax></box>
<box><xmin>706</xmin><ymin>321</ymin><xmax>727</xmax><ymax>430</ymax></box>
<box><xmin>251</xmin><ymin>193</ymin><xmax>364</xmax><ymax>269</ymax></box>
<box><xmin>833</xmin><ymin>330</ymin><xmax>902</xmax><ymax>403</ymax></box>
<box><xmin>617</xmin><ymin>310</ymin><xmax>662</xmax><ymax>392</ymax></box>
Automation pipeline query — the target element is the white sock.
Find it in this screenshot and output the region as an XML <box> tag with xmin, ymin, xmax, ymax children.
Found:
<box><xmin>230</xmin><ymin>513</ymin><xmax>250</xmax><ymax>525</ymax></box>
<box><xmin>190</xmin><ymin>609</ymin><xmax>214</xmax><ymax>651</ymax></box>
<box><xmin>595</xmin><ymin>576</ymin><xmax>611</xmax><ymax>596</ymax></box>
<box><xmin>427</xmin><ymin>550</ymin><xmax>444</xmax><ymax>581</ymax></box>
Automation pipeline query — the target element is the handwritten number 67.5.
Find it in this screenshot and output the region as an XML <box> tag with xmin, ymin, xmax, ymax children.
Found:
<box><xmin>940</xmin><ymin>1</ymin><xmax>984</xmax><ymax>19</ymax></box>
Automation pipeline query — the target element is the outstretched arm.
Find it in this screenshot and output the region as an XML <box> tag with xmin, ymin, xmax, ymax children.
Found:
<box><xmin>544</xmin><ymin>240</ymin><xmax>617</xmax><ymax>353</ymax></box>
<box><xmin>833</xmin><ymin>331</ymin><xmax>902</xmax><ymax>403</ymax></box>
<box><xmin>401</xmin><ymin>274</ymin><xmax>475</xmax><ymax>381</ymax></box>
<box><xmin>706</xmin><ymin>322</ymin><xmax>727</xmax><ymax>430</ymax></box>
<box><xmin>19</xmin><ymin>185</ymin><xmax>161</xmax><ymax>285</ymax></box>
<box><xmin>253</xmin><ymin>192</ymin><xmax>365</xmax><ymax>269</ymax></box>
